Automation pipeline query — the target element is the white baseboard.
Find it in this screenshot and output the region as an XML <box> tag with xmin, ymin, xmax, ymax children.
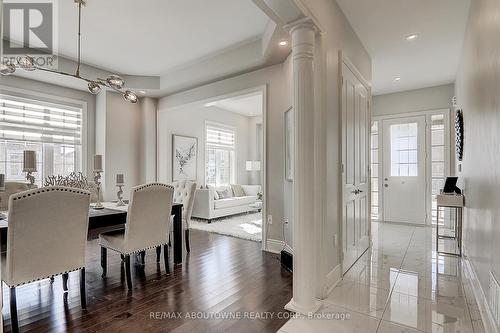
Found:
<box><xmin>324</xmin><ymin>264</ymin><xmax>342</xmax><ymax>296</ymax></box>
<box><xmin>463</xmin><ymin>249</ymin><xmax>499</xmax><ymax>333</ymax></box>
<box><xmin>266</xmin><ymin>239</ymin><xmax>285</xmax><ymax>254</ymax></box>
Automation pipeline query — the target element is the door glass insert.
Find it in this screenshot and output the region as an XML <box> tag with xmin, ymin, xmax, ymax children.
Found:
<box><xmin>431</xmin><ymin>114</ymin><xmax>447</xmax><ymax>225</ymax></box>
<box><xmin>371</xmin><ymin>121</ymin><xmax>379</xmax><ymax>220</ymax></box>
<box><xmin>390</xmin><ymin>123</ymin><xmax>418</xmax><ymax>177</ymax></box>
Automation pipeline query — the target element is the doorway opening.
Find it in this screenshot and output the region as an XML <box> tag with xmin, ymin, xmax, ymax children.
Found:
<box><xmin>158</xmin><ymin>87</ymin><xmax>267</xmax><ymax>249</ymax></box>
<box><xmin>371</xmin><ymin>109</ymin><xmax>451</xmax><ymax>226</ymax></box>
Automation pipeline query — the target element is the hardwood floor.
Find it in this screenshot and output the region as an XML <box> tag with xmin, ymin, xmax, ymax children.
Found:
<box><xmin>2</xmin><ymin>230</ymin><xmax>292</xmax><ymax>332</ymax></box>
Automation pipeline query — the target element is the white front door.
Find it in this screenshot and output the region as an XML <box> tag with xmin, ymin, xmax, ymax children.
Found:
<box><xmin>382</xmin><ymin>116</ymin><xmax>427</xmax><ymax>224</ymax></box>
<box><xmin>341</xmin><ymin>61</ymin><xmax>370</xmax><ymax>274</ymax></box>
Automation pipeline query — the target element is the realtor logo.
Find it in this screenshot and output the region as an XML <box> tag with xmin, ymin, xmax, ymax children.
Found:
<box><xmin>2</xmin><ymin>0</ymin><xmax>58</xmax><ymax>68</ymax></box>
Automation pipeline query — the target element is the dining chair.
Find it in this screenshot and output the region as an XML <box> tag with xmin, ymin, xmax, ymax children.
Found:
<box><xmin>0</xmin><ymin>182</ymin><xmax>34</xmax><ymax>210</ymax></box>
<box><xmin>172</xmin><ymin>180</ymin><xmax>197</xmax><ymax>253</ymax></box>
<box><xmin>99</xmin><ymin>183</ymin><xmax>174</xmax><ymax>290</ymax></box>
<box><xmin>3</xmin><ymin>186</ymin><xmax>91</xmax><ymax>333</ymax></box>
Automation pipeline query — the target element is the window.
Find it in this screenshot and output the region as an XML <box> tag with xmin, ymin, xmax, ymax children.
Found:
<box><xmin>205</xmin><ymin>124</ymin><xmax>236</xmax><ymax>186</ymax></box>
<box><xmin>0</xmin><ymin>95</ymin><xmax>84</xmax><ymax>186</ymax></box>
<box><xmin>390</xmin><ymin>122</ymin><xmax>418</xmax><ymax>177</ymax></box>
<box><xmin>371</xmin><ymin>121</ymin><xmax>380</xmax><ymax>220</ymax></box>
<box><xmin>431</xmin><ymin>114</ymin><xmax>446</xmax><ymax>225</ymax></box>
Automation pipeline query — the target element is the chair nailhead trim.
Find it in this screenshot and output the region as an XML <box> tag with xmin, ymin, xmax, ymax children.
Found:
<box><xmin>12</xmin><ymin>186</ymin><xmax>91</xmax><ymax>201</ymax></box>
<box><xmin>133</xmin><ymin>183</ymin><xmax>174</xmax><ymax>193</ymax></box>
<box><xmin>4</xmin><ymin>267</ymin><xmax>84</xmax><ymax>287</ymax></box>
<box><xmin>101</xmin><ymin>243</ymin><xmax>169</xmax><ymax>255</ymax></box>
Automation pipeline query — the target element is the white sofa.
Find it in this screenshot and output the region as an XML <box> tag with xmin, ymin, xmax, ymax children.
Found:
<box><xmin>192</xmin><ymin>185</ymin><xmax>261</xmax><ymax>222</ymax></box>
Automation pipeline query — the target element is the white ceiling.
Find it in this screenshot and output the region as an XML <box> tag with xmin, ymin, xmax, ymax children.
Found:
<box><xmin>56</xmin><ymin>0</ymin><xmax>270</xmax><ymax>76</ymax></box>
<box><xmin>208</xmin><ymin>92</ymin><xmax>263</xmax><ymax>117</ymax></box>
<box><xmin>336</xmin><ymin>0</ymin><xmax>470</xmax><ymax>95</ymax></box>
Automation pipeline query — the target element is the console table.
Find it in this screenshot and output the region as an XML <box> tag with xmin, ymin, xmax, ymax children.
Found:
<box><xmin>436</xmin><ymin>194</ymin><xmax>464</xmax><ymax>256</ymax></box>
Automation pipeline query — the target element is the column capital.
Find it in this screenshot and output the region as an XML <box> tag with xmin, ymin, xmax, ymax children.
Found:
<box><xmin>283</xmin><ymin>17</ymin><xmax>319</xmax><ymax>35</ymax></box>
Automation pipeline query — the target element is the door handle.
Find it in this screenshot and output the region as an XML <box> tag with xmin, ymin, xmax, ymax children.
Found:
<box><xmin>358</xmin><ymin>190</ymin><xmax>363</xmax><ymax>193</ymax></box>
<box><xmin>351</xmin><ymin>190</ymin><xmax>359</xmax><ymax>194</ymax></box>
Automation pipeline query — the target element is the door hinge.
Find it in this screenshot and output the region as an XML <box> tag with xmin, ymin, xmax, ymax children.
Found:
<box><xmin>341</xmin><ymin>163</ymin><xmax>344</xmax><ymax>173</ymax></box>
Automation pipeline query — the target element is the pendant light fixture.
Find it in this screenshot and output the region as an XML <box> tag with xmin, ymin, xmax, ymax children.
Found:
<box><xmin>0</xmin><ymin>0</ymin><xmax>139</xmax><ymax>103</ymax></box>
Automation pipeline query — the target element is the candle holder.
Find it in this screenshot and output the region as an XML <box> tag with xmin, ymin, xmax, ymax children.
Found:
<box><xmin>116</xmin><ymin>184</ymin><xmax>125</xmax><ymax>206</ymax></box>
<box><xmin>25</xmin><ymin>171</ymin><xmax>36</xmax><ymax>187</ymax></box>
<box><xmin>93</xmin><ymin>171</ymin><xmax>104</xmax><ymax>209</ymax></box>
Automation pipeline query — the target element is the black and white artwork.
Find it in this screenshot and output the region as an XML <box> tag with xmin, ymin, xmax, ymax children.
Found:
<box><xmin>172</xmin><ymin>135</ymin><xmax>197</xmax><ymax>181</ymax></box>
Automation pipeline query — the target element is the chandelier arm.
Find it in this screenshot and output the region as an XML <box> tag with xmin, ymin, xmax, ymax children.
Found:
<box><xmin>36</xmin><ymin>66</ymin><xmax>93</xmax><ymax>83</ymax></box>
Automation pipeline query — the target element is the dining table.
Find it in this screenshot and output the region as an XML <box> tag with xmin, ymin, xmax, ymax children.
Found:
<box><xmin>0</xmin><ymin>201</ymin><xmax>184</xmax><ymax>265</ymax></box>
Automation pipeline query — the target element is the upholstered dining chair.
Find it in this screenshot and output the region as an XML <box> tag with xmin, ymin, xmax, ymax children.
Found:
<box><xmin>155</xmin><ymin>180</ymin><xmax>196</xmax><ymax>262</ymax></box>
<box><xmin>3</xmin><ymin>186</ymin><xmax>91</xmax><ymax>333</ymax></box>
<box><xmin>0</xmin><ymin>182</ymin><xmax>35</xmax><ymax>210</ymax></box>
<box><xmin>99</xmin><ymin>183</ymin><xmax>174</xmax><ymax>290</ymax></box>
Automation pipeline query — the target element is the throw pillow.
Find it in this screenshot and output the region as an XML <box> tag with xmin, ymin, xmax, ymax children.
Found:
<box><xmin>207</xmin><ymin>185</ymin><xmax>219</xmax><ymax>200</ymax></box>
<box><xmin>217</xmin><ymin>188</ymin><xmax>233</xmax><ymax>199</ymax></box>
<box><xmin>231</xmin><ymin>184</ymin><xmax>245</xmax><ymax>197</ymax></box>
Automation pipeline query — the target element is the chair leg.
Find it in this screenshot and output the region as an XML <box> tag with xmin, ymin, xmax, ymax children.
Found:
<box><xmin>185</xmin><ymin>229</ymin><xmax>191</xmax><ymax>253</ymax></box>
<box><xmin>80</xmin><ymin>268</ymin><xmax>87</xmax><ymax>310</ymax></box>
<box><xmin>125</xmin><ymin>255</ymin><xmax>132</xmax><ymax>291</ymax></box>
<box><xmin>101</xmin><ymin>247</ymin><xmax>107</xmax><ymax>277</ymax></box>
<box><xmin>140</xmin><ymin>251</ymin><xmax>146</xmax><ymax>265</ymax></box>
<box><xmin>62</xmin><ymin>273</ymin><xmax>69</xmax><ymax>292</ymax></box>
<box><xmin>10</xmin><ymin>286</ymin><xmax>19</xmax><ymax>333</ymax></box>
<box><xmin>163</xmin><ymin>244</ymin><xmax>170</xmax><ymax>274</ymax></box>
<box><xmin>156</xmin><ymin>246</ymin><xmax>161</xmax><ymax>263</ymax></box>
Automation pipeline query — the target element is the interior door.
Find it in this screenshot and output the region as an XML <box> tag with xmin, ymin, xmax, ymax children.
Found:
<box><xmin>341</xmin><ymin>62</ymin><xmax>370</xmax><ymax>274</ymax></box>
<box><xmin>382</xmin><ymin>116</ymin><xmax>426</xmax><ymax>224</ymax></box>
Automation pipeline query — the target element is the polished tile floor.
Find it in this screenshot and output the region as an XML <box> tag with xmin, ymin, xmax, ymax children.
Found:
<box><xmin>279</xmin><ymin>222</ymin><xmax>485</xmax><ymax>333</ymax></box>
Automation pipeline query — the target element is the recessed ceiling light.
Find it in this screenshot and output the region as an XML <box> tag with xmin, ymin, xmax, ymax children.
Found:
<box><xmin>279</xmin><ymin>40</ymin><xmax>288</xmax><ymax>46</ymax></box>
<box><xmin>394</xmin><ymin>77</ymin><xmax>401</xmax><ymax>81</ymax></box>
<box><xmin>406</xmin><ymin>34</ymin><xmax>418</xmax><ymax>41</ymax></box>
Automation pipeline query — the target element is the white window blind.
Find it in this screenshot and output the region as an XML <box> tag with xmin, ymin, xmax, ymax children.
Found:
<box><xmin>205</xmin><ymin>124</ymin><xmax>236</xmax><ymax>186</ymax></box>
<box><xmin>206</xmin><ymin>125</ymin><xmax>235</xmax><ymax>149</ymax></box>
<box><xmin>0</xmin><ymin>95</ymin><xmax>82</xmax><ymax>145</ymax></box>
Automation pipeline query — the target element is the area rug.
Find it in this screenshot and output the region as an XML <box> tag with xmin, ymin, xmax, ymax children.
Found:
<box><xmin>190</xmin><ymin>213</ymin><xmax>262</xmax><ymax>242</ymax></box>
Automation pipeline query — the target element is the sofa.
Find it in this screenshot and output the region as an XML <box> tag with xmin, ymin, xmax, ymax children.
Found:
<box><xmin>192</xmin><ymin>185</ymin><xmax>261</xmax><ymax>222</ymax></box>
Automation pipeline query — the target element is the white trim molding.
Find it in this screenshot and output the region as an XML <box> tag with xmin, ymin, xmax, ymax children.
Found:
<box><xmin>324</xmin><ymin>265</ymin><xmax>342</xmax><ymax>297</ymax></box>
<box><xmin>463</xmin><ymin>249</ymin><xmax>500</xmax><ymax>333</ymax></box>
<box><xmin>266</xmin><ymin>239</ymin><xmax>285</xmax><ymax>254</ymax></box>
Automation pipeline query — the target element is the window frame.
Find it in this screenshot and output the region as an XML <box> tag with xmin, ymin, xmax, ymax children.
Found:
<box><xmin>204</xmin><ymin>121</ymin><xmax>237</xmax><ymax>186</ymax></box>
<box><xmin>0</xmin><ymin>86</ymin><xmax>88</xmax><ymax>182</ymax></box>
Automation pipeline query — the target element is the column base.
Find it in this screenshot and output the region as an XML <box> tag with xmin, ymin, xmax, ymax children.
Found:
<box><xmin>285</xmin><ymin>298</ymin><xmax>322</xmax><ymax>315</ymax></box>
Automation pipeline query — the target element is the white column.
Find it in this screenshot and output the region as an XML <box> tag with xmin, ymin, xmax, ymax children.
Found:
<box><xmin>284</xmin><ymin>18</ymin><xmax>321</xmax><ymax>315</ymax></box>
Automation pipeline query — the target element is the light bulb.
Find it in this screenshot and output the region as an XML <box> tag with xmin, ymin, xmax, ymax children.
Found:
<box><xmin>0</xmin><ymin>63</ymin><xmax>16</xmax><ymax>75</ymax></box>
<box><xmin>17</xmin><ymin>55</ymin><xmax>36</xmax><ymax>71</ymax></box>
<box><xmin>123</xmin><ymin>91</ymin><xmax>138</xmax><ymax>103</ymax></box>
<box><xmin>88</xmin><ymin>81</ymin><xmax>102</xmax><ymax>94</ymax></box>
<box><xmin>106</xmin><ymin>75</ymin><xmax>125</xmax><ymax>89</ymax></box>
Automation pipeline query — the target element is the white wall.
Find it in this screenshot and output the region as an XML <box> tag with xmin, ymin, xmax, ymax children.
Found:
<box><xmin>158</xmin><ymin>62</ymin><xmax>292</xmax><ymax>242</ymax></box>
<box><xmin>455</xmin><ymin>0</ymin><xmax>500</xmax><ymax>316</ymax></box>
<box><xmin>140</xmin><ymin>97</ymin><xmax>157</xmax><ymax>183</ymax></box>
<box><xmin>96</xmin><ymin>91</ymin><xmax>142</xmax><ymax>201</ymax></box>
<box><xmin>158</xmin><ymin>105</ymin><xmax>252</xmax><ymax>185</ymax></box>
<box><xmin>373</xmin><ymin>84</ymin><xmax>455</xmax><ymax>116</ymax></box>
<box><xmin>247</xmin><ymin>115</ymin><xmax>263</xmax><ymax>185</ymax></box>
